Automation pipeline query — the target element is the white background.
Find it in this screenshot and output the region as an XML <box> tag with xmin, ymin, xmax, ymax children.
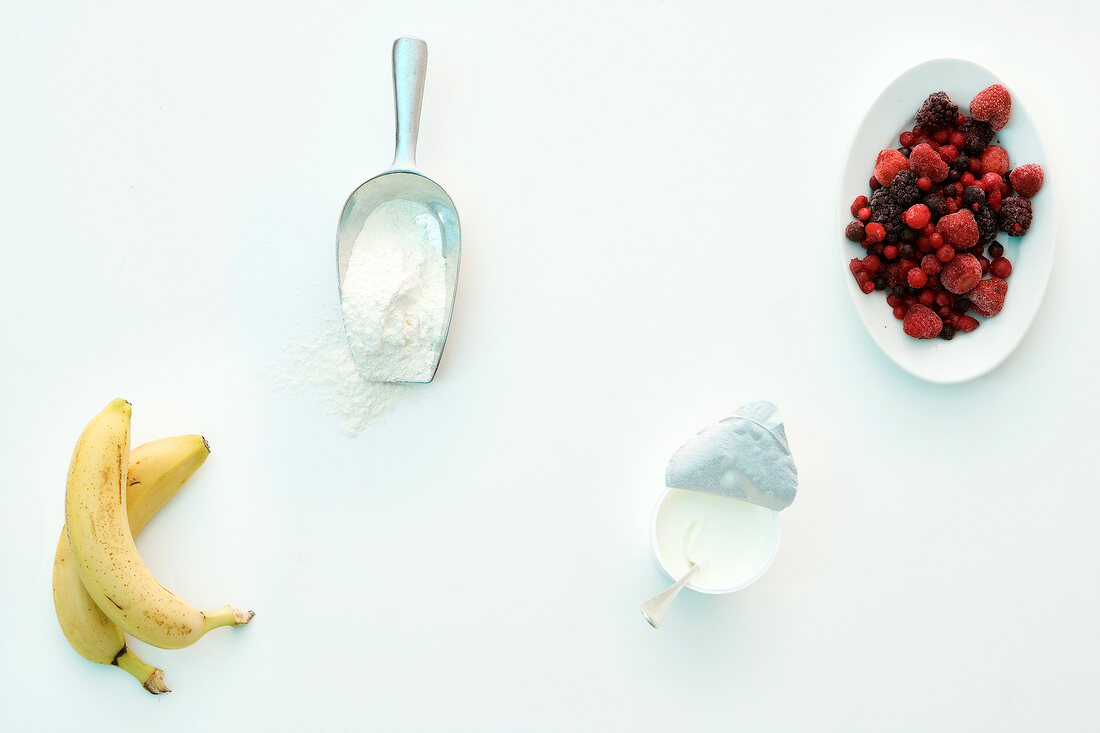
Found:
<box><xmin>2</xmin><ymin>1</ymin><xmax>1098</xmax><ymax>730</ymax></box>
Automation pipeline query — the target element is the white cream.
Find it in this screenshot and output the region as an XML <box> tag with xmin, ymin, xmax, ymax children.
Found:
<box><xmin>654</xmin><ymin>488</ymin><xmax>779</xmax><ymax>591</ymax></box>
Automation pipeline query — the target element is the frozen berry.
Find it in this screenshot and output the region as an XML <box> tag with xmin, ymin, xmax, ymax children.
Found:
<box><xmin>969</xmin><ymin>277</ymin><xmax>1008</xmax><ymax>317</ymax></box>
<box><xmin>940</xmin><ymin>253</ymin><xmax>982</xmax><ymax>294</ymax></box>
<box><xmin>980</xmin><ymin>145</ymin><xmax>1010</xmax><ymax>176</ymax></box>
<box><xmin>990</xmin><ymin>256</ymin><xmax>1012</xmax><ymax>278</ymax></box>
<box><xmin>874</xmin><ymin>148</ymin><xmax>910</xmax><ymax>186</ymax></box>
<box><xmin>988</xmin><ymin>242</ymin><xmax>1004</xmax><ymax>258</ymax></box>
<box><xmin>961</xmin><ymin>186</ymin><xmax>986</xmax><ymax>209</ymax></box>
<box><xmin>902</xmin><ymin>204</ymin><xmax>931</xmax><ymax>229</ymax></box>
<box><xmin>845</xmin><ymin>221</ymin><xmax>866</xmax><ymax>242</ymax></box>
<box><xmin>903</xmin><ymin>304</ymin><xmax>943</xmax><ymax>339</ymax></box>
<box><xmin>938</xmin><ymin>144</ymin><xmax>958</xmax><ymax>163</ymax></box>
<box><xmin>862</xmin><ymin>254</ymin><xmax>884</xmax><ymax>276</ymax></box>
<box><xmin>918</xmin><ymin>289</ymin><xmax>935</xmax><ymax>306</ymax></box>
<box><xmin>865</xmin><ymin>222</ymin><xmax>886</xmax><ymax>243</ymax></box>
<box><xmin>936</xmin><ymin>245</ymin><xmax>956</xmax><ymax>263</ymax></box>
<box><xmin>923</xmin><ymin>194</ymin><xmax>948</xmax><ymax>220</ymax></box>
<box><xmin>899</xmin><ymin>131</ymin><xmax>916</xmax><ymax>147</ymax></box>
<box><xmin>917</xmin><ymin>176</ymin><xmax>932</xmax><ymax>191</ymax></box>
<box><xmin>998</xmin><ymin>196</ymin><xmax>1033</xmax><ymax>236</ymax></box>
<box><xmin>969</xmin><ymin>84</ymin><xmax>1012</xmax><ymax>131</ymax></box>
<box><xmin>1009</xmin><ymin>164</ymin><xmax>1044</xmax><ymax>198</ymax></box>
<box><xmin>907</xmin><ymin>268</ymin><xmax>928</xmax><ymax>288</ymax></box>
<box><xmin>979</xmin><ymin>172</ymin><xmax>1003</xmax><ymax>191</ymax></box>
<box><xmin>851</xmin><ymin>195</ymin><xmax>869</xmax><ymax>217</ymax></box>
<box><xmin>957</xmin><ymin>117</ymin><xmax>994</xmax><ymax>156</ymax></box>
<box><xmin>870</xmin><ymin>176</ymin><xmax>882</xmax><ymax>190</ymax></box>
<box><xmin>940</xmin><ymin>323</ymin><xmax>956</xmax><ymax>340</ymax></box>
<box><xmin>883</xmin><ymin>244</ymin><xmax>899</xmax><ymax>260</ymax></box>
<box><xmin>936</xmin><ymin>209</ymin><xmax>979</xmax><ymax>249</ymax></box>
<box><xmin>921</xmin><ymin>254</ymin><xmax>942</xmax><ymax>275</ymax></box>
<box><xmin>857</xmin><ymin>207</ymin><xmax>871</xmax><ymax>221</ymax></box>
<box><xmin>893</xmin><ymin>305</ymin><xmax>906</xmax><ymax>320</ymax></box>
<box><xmin>956</xmin><ymin>315</ymin><xmax>980</xmax><ymax>332</ymax></box>
<box><xmin>909</xmin><ymin>143</ymin><xmax>949</xmax><ymax>183</ymax></box>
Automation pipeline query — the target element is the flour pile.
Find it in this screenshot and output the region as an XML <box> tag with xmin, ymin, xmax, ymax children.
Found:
<box><xmin>278</xmin><ymin>198</ymin><xmax>447</xmax><ymax>437</ymax></box>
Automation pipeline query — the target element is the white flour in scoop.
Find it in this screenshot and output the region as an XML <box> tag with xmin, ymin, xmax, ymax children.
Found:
<box><xmin>341</xmin><ymin>199</ymin><xmax>447</xmax><ymax>382</ymax></box>
<box><xmin>276</xmin><ymin>199</ymin><xmax>447</xmax><ymax>436</ymax></box>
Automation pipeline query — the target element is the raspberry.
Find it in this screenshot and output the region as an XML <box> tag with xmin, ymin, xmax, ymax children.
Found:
<box><xmin>845</xmin><ymin>221</ymin><xmax>865</xmax><ymax>242</ymax></box>
<box><xmin>969</xmin><ymin>84</ymin><xmax>1011</xmax><ymax>131</ymax></box>
<box><xmin>1009</xmin><ymin>164</ymin><xmax>1044</xmax><ymax>198</ymax></box>
<box><xmin>957</xmin><ymin>118</ymin><xmax>994</xmax><ymax>156</ymax></box>
<box><xmin>874</xmin><ymin>148</ymin><xmax>910</xmax><ymax>186</ymax></box>
<box><xmin>980</xmin><ymin>145</ymin><xmax>1010</xmax><ymax>176</ymax></box>
<box><xmin>909</xmin><ymin>143</ymin><xmax>949</xmax><ymax>183</ymax></box>
<box><xmin>998</xmin><ymin>196</ymin><xmax>1033</xmax><ymax>236</ymax></box>
<box><xmin>916</xmin><ymin>92</ymin><xmax>959</xmax><ymax>132</ymax></box>
<box><xmin>991</xmin><ymin>256</ymin><xmax>1012</xmax><ymax>278</ymax></box>
<box><xmin>907</xmin><ymin>268</ymin><xmax>928</xmax><ymax>288</ymax></box>
<box><xmin>940</xmin><ymin>253</ymin><xmax>982</xmax><ymax>294</ymax></box>
<box><xmin>902</xmin><ymin>204</ymin><xmax>931</xmax><ymax>230</ymax></box>
<box><xmin>851</xmin><ymin>195</ymin><xmax>869</xmax><ymax>217</ymax></box>
<box><xmin>936</xmin><ymin>210</ymin><xmax>979</xmax><ymax>249</ymax></box>
<box><xmin>969</xmin><ymin>277</ymin><xmax>1008</xmax><ymax>317</ymax></box>
<box><xmin>864</xmin><ymin>222</ymin><xmax>886</xmax><ymax>243</ymax></box>
<box><xmin>903</xmin><ymin>304</ymin><xmax>943</xmax><ymax>339</ymax></box>
<box><xmin>938</xmin><ymin>144</ymin><xmax>959</xmax><ymax>163</ymax></box>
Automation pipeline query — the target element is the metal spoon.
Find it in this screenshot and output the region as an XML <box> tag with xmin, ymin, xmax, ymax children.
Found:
<box><xmin>335</xmin><ymin>37</ymin><xmax>461</xmax><ymax>383</ymax></box>
<box><xmin>640</xmin><ymin>562</ymin><xmax>701</xmax><ymax>629</ymax></box>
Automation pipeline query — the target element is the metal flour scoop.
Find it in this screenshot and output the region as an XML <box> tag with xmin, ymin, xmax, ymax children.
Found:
<box><xmin>336</xmin><ymin>37</ymin><xmax>460</xmax><ymax>383</ymax></box>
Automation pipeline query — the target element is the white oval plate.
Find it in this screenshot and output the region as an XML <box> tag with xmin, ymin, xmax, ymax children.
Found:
<box><xmin>839</xmin><ymin>58</ymin><xmax>1055</xmax><ymax>383</ymax></box>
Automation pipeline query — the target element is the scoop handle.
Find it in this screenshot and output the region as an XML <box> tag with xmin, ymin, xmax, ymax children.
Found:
<box><xmin>391</xmin><ymin>37</ymin><xmax>427</xmax><ymax>170</ymax></box>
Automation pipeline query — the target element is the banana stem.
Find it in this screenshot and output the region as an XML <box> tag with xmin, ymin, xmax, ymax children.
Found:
<box><xmin>114</xmin><ymin>648</ymin><xmax>170</xmax><ymax>694</ymax></box>
<box><xmin>201</xmin><ymin>605</ymin><xmax>255</xmax><ymax>633</ymax></box>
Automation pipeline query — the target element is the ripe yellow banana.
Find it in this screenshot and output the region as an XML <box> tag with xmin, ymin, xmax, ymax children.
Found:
<box><xmin>64</xmin><ymin>399</ymin><xmax>253</xmax><ymax>651</ymax></box>
<box><xmin>53</xmin><ymin>433</ymin><xmax>211</xmax><ymax>693</ymax></box>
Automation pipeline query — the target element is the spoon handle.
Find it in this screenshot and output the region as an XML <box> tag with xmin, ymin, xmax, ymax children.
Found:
<box><xmin>391</xmin><ymin>37</ymin><xmax>427</xmax><ymax>171</ymax></box>
<box><xmin>640</xmin><ymin>563</ymin><xmax>701</xmax><ymax>629</ymax></box>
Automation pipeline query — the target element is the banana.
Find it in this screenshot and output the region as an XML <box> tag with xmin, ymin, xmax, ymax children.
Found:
<box><xmin>64</xmin><ymin>399</ymin><xmax>253</xmax><ymax>651</ymax></box>
<box><xmin>53</xmin><ymin>434</ymin><xmax>211</xmax><ymax>693</ymax></box>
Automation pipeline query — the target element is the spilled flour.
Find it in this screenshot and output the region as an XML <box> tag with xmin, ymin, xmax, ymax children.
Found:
<box><xmin>276</xmin><ymin>198</ymin><xmax>447</xmax><ymax>437</ymax></box>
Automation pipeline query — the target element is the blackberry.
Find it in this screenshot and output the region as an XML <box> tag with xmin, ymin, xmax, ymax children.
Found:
<box><xmin>998</xmin><ymin>197</ymin><xmax>1033</xmax><ymax>236</ymax></box>
<box><xmin>869</xmin><ymin>188</ymin><xmax>903</xmax><ymax>241</ymax></box>
<box><xmin>962</xmin><ymin>185</ymin><xmax>986</xmax><ymax>208</ymax></box>
<box><xmin>923</xmin><ymin>193</ymin><xmax>948</xmax><ymax>220</ymax></box>
<box><xmin>899</xmin><ymin>227</ymin><xmax>917</xmax><ymax>244</ymax></box>
<box><xmin>915</xmin><ymin>91</ymin><xmax>959</xmax><ymax>132</ymax></box>
<box><xmin>957</xmin><ymin>117</ymin><xmax>994</xmax><ymax>156</ymax></box>
<box><xmin>939</xmin><ymin>323</ymin><xmax>956</xmax><ymax>340</ymax></box>
<box><xmin>975</xmin><ymin>205</ymin><xmax>998</xmax><ymax>244</ymax></box>
<box><xmin>887</xmin><ymin>170</ymin><xmax>920</xmax><ymax>208</ymax></box>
